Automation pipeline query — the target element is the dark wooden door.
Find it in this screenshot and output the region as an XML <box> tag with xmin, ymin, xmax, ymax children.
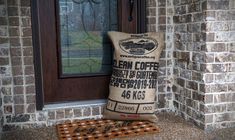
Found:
<box><xmin>32</xmin><ymin>0</ymin><xmax>146</xmax><ymax>108</ymax></box>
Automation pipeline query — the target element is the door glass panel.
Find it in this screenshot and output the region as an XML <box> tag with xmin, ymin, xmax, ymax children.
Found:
<box><xmin>58</xmin><ymin>0</ymin><xmax>117</xmax><ymax>75</ymax></box>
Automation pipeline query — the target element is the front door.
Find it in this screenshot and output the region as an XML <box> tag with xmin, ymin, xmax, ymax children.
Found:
<box><xmin>32</xmin><ymin>0</ymin><xmax>146</xmax><ymax>108</ymax></box>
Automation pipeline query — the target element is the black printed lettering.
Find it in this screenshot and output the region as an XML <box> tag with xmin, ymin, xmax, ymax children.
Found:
<box><xmin>113</xmin><ymin>60</ymin><xmax>133</xmax><ymax>69</ymax></box>
<box><xmin>143</xmin><ymin>106</ymin><xmax>152</xmax><ymax>111</ymax></box>
<box><xmin>135</xmin><ymin>62</ymin><xmax>159</xmax><ymax>70</ymax></box>
<box><xmin>132</xmin><ymin>91</ymin><xmax>145</xmax><ymax>100</ymax></box>
<box><xmin>112</xmin><ymin>68</ymin><xmax>129</xmax><ymax>78</ymax></box>
<box><xmin>121</xmin><ymin>90</ymin><xmax>131</xmax><ymax>99</ymax></box>
<box><xmin>117</xmin><ymin>105</ymin><xmax>135</xmax><ymax>111</ymax></box>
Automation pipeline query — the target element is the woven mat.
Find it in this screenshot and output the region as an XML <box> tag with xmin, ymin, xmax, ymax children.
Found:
<box><xmin>57</xmin><ymin>119</ymin><xmax>160</xmax><ymax>140</ymax></box>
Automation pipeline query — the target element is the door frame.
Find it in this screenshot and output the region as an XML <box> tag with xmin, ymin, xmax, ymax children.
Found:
<box><xmin>31</xmin><ymin>0</ymin><xmax>146</xmax><ymax>110</ymax></box>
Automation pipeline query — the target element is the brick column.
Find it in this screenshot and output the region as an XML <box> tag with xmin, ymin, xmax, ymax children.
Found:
<box><xmin>172</xmin><ymin>0</ymin><xmax>235</xmax><ymax>130</ymax></box>
<box><xmin>203</xmin><ymin>0</ymin><xmax>235</xmax><ymax>130</ymax></box>
<box><xmin>1</xmin><ymin>0</ymin><xmax>35</xmax><ymax>131</ymax></box>
<box><xmin>0</xmin><ymin>0</ymin><xmax>12</xmax><ymax>133</ymax></box>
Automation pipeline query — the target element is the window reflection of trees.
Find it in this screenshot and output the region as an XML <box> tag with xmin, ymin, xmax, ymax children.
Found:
<box><xmin>61</xmin><ymin>0</ymin><xmax>107</xmax><ymax>74</ymax></box>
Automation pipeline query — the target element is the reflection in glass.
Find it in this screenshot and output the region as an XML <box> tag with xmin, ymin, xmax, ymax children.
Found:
<box><xmin>59</xmin><ymin>0</ymin><xmax>117</xmax><ymax>75</ymax></box>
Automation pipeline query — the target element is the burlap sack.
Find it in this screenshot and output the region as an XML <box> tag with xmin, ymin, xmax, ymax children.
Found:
<box><xmin>103</xmin><ymin>31</ymin><xmax>165</xmax><ymax>122</ymax></box>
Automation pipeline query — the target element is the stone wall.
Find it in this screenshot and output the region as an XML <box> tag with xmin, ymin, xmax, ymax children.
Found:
<box><xmin>147</xmin><ymin>0</ymin><xmax>174</xmax><ymax>111</ymax></box>
<box><xmin>172</xmin><ymin>0</ymin><xmax>235</xmax><ymax>130</ymax></box>
<box><xmin>203</xmin><ymin>0</ymin><xmax>235</xmax><ymax>130</ymax></box>
<box><xmin>172</xmin><ymin>0</ymin><xmax>207</xmax><ymax>129</ymax></box>
<box><xmin>0</xmin><ymin>0</ymin><xmax>37</xmax><ymax>130</ymax></box>
<box><xmin>0</xmin><ymin>0</ymin><xmax>10</xmax><ymax>133</ymax></box>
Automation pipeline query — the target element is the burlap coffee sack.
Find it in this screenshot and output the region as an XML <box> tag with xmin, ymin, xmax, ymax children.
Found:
<box><xmin>103</xmin><ymin>31</ymin><xmax>165</xmax><ymax>122</ymax></box>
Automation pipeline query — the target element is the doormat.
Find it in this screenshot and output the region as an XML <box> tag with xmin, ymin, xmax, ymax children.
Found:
<box><xmin>57</xmin><ymin>119</ymin><xmax>160</xmax><ymax>140</ymax></box>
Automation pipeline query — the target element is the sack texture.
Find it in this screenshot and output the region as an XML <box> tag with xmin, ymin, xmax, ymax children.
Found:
<box><xmin>103</xmin><ymin>31</ymin><xmax>165</xmax><ymax>122</ymax></box>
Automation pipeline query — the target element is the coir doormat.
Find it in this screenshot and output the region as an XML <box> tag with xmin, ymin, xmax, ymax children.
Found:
<box><xmin>57</xmin><ymin>119</ymin><xmax>160</xmax><ymax>140</ymax></box>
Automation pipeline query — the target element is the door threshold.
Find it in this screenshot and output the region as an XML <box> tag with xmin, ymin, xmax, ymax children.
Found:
<box><xmin>43</xmin><ymin>99</ymin><xmax>106</xmax><ymax>110</ymax></box>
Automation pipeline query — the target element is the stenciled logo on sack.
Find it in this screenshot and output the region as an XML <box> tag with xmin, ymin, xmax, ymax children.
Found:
<box><xmin>119</xmin><ymin>37</ymin><xmax>158</xmax><ymax>55</ymax></box>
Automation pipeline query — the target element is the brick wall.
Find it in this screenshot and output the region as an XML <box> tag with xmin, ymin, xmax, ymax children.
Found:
<box><xmin>0</xmin><ymin>0</ymin><xmax>38</xmax><ymax>131</ymax></box>
<box><xmin>172</xmin><ymin>0</ymin><xmax>207</xmax><ymax>129</ymax></box>
<box><xmin>1</xmin><ymin>0</ymin><xmax>234</xmax><ymax>132</ymax></box>
<box><xmin>203</xmin><ymin>0</ymin><xmax>235</xmax><ymax>130</ymax></box>
<box><xmin>172</xmin><ymin>0</ymin><xmax>235</xmax><ymax>130</ymax></box>
<box><xmin>147</xmin><ymin>0</ymin><xmax>174</xmax><ymax>111</ymax></box>
<box><xmin>0</xmin><ymin>0</ymin><xmax>10</xmax><ymax>133</ymax></box>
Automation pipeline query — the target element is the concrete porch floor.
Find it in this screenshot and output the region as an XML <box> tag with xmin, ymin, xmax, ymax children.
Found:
<box><xmin>1</xmin><ymin>112</ymin><xmax>235</xmax><ymax>140</ymax></box>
